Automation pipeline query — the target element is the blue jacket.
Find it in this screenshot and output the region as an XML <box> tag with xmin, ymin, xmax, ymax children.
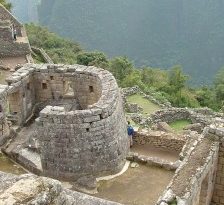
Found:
<box><xmin>127</xmin><ymin>125</ymin><xmax>134</xmax><ymax>136</ymax></box>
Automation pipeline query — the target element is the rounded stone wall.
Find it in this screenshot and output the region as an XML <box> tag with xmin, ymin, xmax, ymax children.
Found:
<box><xmin>36</xmin><ymin>65</ymin><xmax>129</xmax><ymax>184</ymax></box>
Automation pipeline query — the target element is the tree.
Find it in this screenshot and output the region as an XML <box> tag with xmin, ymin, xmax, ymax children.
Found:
<box><xmin>109</xmin><ymin>57</ymin><xmax>133</xmax><ymax>84</ymax></box>
<box><xmin>168</xmin><ymin>66</ymin><xmax>188</xmax><ymax>94</ymax></box>
<box><xmin>141</xmin><ymin>67</ymin><xmax>168</xmax><ymax>89</ymax></box>
<box><xmin>161</xmin><ymin>65</ymin><xmax>189</xmax><ymax>107</ymax></box>
<box><xmin>0</xmin><ymin>0</ymin><xmax>12</xmax><ymax>11</ymax></box>
<box><xmin>121</xmin><ymin>70</ymin><xmax>145</xmax><ymax>90</ymax></box>
<box><xmin>76</xmin><ymin>51</ymin><xmax>109</xmax><ymax>68</ymax></box>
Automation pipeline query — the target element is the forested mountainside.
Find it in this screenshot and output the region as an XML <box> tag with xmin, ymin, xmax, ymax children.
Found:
<box><xmin>37</xmin><ymin>0</ymin><xmax>224</xmax><ymax>85</ymax></box>
<box><xmin>1</xmin><ymin>0</ymin><xmax>224</xmax><ymax>111</ymax></box>
<box><xmin>8</xmin><ymin>0</ymin><xmax>39</xmax><ymax>22</ymax></box>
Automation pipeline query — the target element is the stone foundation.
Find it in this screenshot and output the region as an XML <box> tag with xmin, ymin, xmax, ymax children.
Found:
<box><xmin>134</xmin><ymin>131</ymin><xmax>185</xmax><ymax>152</ymax></box>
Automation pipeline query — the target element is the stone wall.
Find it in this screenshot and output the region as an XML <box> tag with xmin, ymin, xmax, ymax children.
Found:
<box><xmin>0</xmin><ymin>4</ymin><xmax>22</xmax><ymax>36</ymax></box>
<box><xmin>0</xmin><ymin>39</ymin><xmax>31</xmax><ymax>57</ymax></box>
<box><xmin>134</xmin><ymin>131</ymin><xmax>185</xmax><ymax>152</ymax></box>
<box><xmin>209</xmin><ymin>127</ymin><xmax>224</xmax><ymax>205</ymax></box>
<box><xmin>156</xmin><ymin>128</ymin><xmax>221</xmax><ymax>205</ymax></box>
<box><xmin>149</xmin><ymin>107</ymin><xmax>223</xmax><ymax>133</ymax></box>
<box><xmin>0</xmin><ymin>21</ymin><xmax>13</xmax><ymax>42</ymax></box>
<box><xmin>150</xmin><ymin>108</ymin><xmax>191</xmax><ymax>124</ymax></box>
<box><xmin>0</xmin><ymin>84</ymin><xmax>10</xmax><ymax>145</ymax></box>
<box><xmin>5</xmin><ymin>64</ymin><xmax>129</xmax><ymax>186</ymax></box>
<box><xmin>7</xmin><ymin>66</ymin><xmax>35</xmax><ymax>125</ymax></box>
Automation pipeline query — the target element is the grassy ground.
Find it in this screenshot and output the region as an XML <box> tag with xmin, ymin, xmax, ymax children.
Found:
<box><xmin>127</xmin><ymin>94</ymin><xmax>161</xmax><ymax>115</ymax></box>
<box><xmin>169</xmin><ymin>120</ymin><xmax>191</xmax><ymax>132</ymax></box>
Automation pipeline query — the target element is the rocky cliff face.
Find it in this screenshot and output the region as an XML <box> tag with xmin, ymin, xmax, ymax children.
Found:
<box><xmin>0</xmin><ymin>171</ymin><xmax>121</xmax><ymax>205</ymax></box>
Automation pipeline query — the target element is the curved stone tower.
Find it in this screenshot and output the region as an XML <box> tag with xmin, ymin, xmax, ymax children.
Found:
<box><xmin>35</xmin><ymin>64</ymin><xmax>129</xmax><ymax>183</ymax></box>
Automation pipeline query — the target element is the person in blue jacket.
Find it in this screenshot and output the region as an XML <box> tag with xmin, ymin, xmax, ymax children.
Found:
<box><xmin>127</xmin><ymin>121</ymin><xmax>134</xmax><ymax>147</ymax></box>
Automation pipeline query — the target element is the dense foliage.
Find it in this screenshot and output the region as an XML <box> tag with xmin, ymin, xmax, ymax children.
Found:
<box><xmin>0</xmin><ymin>0</ymin><xmax>12</xmax><ymax>10</ymax></box>
<box><xmin>72</xmin><ymin>51</ymin><xmax>224</xmax><ymax>110</ymax></box>
<box><xmin>25</xmin><ymin>23</ymin><xmax>224</xmax><ymax>111</ymax></box>
<box><xmin>25</xmin><ymin>24</ymin><xmax>82</xmax><ymax>64</ymax></box>
<box><xmin>37</xmin><ymin>0</ymin><xmax>224</xmax><ymax>85</ymax></box>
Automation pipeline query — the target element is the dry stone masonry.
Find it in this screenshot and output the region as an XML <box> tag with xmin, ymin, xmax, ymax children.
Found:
<box><xmin>0</xmin><ymin>64</ymin><xmax>129</xmax><ymax>187</ymax></box>
<box><xmin>0</xmin><ymin>63</ymin><xmax>224</xmax><ymax>204</ymax></box>
<box><xmin>0</xmin><ymin>4</ymin><xmax>32</xmax><ymax>70</ymax></box>
<box><xmin>1</xmin><ymin>3</ymin><xmax>224</xmax><ymax>205</ymax></box>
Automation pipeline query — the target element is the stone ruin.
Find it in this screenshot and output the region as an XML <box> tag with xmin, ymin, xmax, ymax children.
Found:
<box><xmin>0</xmin><ymin>4</ymin><xmax>32</xmax><ymax>70</ymax></box>
<box><xmin>0</xmin><ymin>64</ymin><xmax>129</xmax><ymax>188</ymax></box>
<box><xmin>0</xmin><ymin>5</ymin><xmax>224</xmax><ymax>205</ymax></box>
<box><xmin>0</xmin><ymin>65</ymin><xmax>224</xmax><ymax>205</ymax></box>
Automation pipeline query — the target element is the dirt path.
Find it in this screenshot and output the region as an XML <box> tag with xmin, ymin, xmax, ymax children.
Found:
<box><xmin>94</xmin><ymin>165</ymin><xmax>174</xmax><ymax>205</ymax></box>
<box><xmin>0</xmin><ymin>153</ymin><xmax>26</xmax><ymax>175</ymax></box>
<box><xmin>131</xmin><ymin>144</ymin><xmax>179</xmax><ymax>162</ymax></box>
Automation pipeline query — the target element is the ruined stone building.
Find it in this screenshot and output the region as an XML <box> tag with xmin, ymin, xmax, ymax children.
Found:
<box><xmin>0</xmin><ymin>4</ymin><xmax>32</xmax><ymax>70</ymax></box>
<box><xmin>0</xmin><ymin>64</ymin><xmax>129</xmax><ymax>188</ymax></box>
<box><xmin>1</xmin><ymin>4</ymin><xmax>224</xmax><ymax>205</ymax></box>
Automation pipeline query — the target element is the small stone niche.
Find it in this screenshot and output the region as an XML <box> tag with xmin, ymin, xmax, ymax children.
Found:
<box><xmin>27</xmin><ymin>82</ymin><xmax>30</xmax><ymax>90</ymax></box>
<box><xmin>42</xmin><ymin>83</ymin><xmax>47</xmax><ymax>90</ymax></box>
<box><xmin>89</xmin><ymin>86</ymin><xmax>94</xmax><ymax>93</ymax></box>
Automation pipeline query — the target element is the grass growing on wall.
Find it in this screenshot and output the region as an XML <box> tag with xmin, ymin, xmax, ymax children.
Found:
<box><xmin>169</xmin><ymin>120</ymin><xmax>191</xmax><ymax>132</ymax></box>
<box><xmin>127</xmin><ymin>94</ymin><xmax>161</xmax><ymax>115</ymax></box>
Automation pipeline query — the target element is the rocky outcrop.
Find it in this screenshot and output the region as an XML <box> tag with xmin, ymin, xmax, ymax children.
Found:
<box><xmin>0</xmin><ymin>171</ymin><xmax>121</xmax><ymax>205</ymax></box>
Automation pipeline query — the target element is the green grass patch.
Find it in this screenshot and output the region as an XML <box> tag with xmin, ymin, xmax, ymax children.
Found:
<box><xmin>169</xmin><ymin>120</ymin><xmax>191</xmax><ymax>132</ymax></box>
<box><xmin>127</xmin><ymin>94</ymin><xmax>161</xmax><ymax>115</ymax></box>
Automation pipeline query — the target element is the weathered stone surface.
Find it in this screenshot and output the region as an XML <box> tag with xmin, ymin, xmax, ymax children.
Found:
<box><xmin>156</xmin><ymin>122</ymin><xmax>174</xmax><ymax>133</ymax></box>
<box><xmin>1</xmin><ymin>64</ymin><xmax>129</xmax><ymax>188</ymax></box>
<box><xmin>0</xmin><ymin>171</ymin><xmax>122</xmax><ymax>205</ymax></box>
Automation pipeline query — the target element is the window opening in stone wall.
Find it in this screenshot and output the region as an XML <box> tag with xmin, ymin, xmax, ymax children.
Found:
<box><xmin>42</xmin><ymin>83</ymin><xmax>47</xmax><ymax>90</ymax></box>
<box><xmin>50</xmin><ymin>76</ymin><xmax>54</xmax><ymax>80</ymax></box>
<box><xmin>63</xmin><ymin>81</ymin><xmax>74</xmax><ymax>97</ymax></box>
<box><xmin>27</xmin><ymin>82</ymin><xmax>30</xmax><ymax>90</ymax></box>
<box><xmin>89</xmin><ymin>86</ymin><xmax>94</xmax><ymax>93</ymax></box>
<box><xmin>0</xmin><ymin>105</ymin><xmax>2</xmax><ymax>112</ymax></box>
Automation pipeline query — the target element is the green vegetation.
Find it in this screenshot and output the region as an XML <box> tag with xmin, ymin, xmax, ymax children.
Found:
<box><xmin>127</xmin><ymin>94</ymin><xmax>161</xmax><ymax>115</ymax></box>
<box><xmin>37</xmin><ymin>0</ymin><xmax>224</xmax><ymax>85</ymax></box>
<box><xmin>25</xmin><ymin>24</ymin><xmax>82</xmax><ymax>64</ymax></box>
<box><xmin>169</xmin><ymin>120</ymin><xmax>191</xmax><ymax>132</ymax></box>
<box><xmin>24</xmin><ymin>23</ymin><xmax>224</xmax><ymax>112</ymax></box>
<box><xmin>0</xmin><ymin>0</ymin><xmax>12</xmax><ymax>10</ymax></box>
<box><xmin>76</xmin><ymin>51</ymin><xmax>109</xmax><ymax>69</ymax></box>
<box><xmin>168</xmin><ymin>200</ymin><xmax>177</xmax><ymax>205</ymax></box>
